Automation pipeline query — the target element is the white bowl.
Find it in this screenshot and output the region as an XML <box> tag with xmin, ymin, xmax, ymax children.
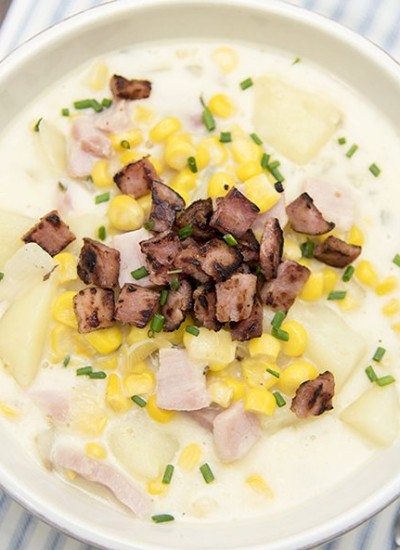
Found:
<box><xmin>1</xmin><ymin>1</ymin><xmax>400</xmax><ymax>549</ymax></box>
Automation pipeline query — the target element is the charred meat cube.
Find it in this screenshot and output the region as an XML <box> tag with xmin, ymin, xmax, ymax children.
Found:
<box><xmin>114</xmin><ymin>283</ymin><xmax>160</xmax><ymax>327</ymax></box>
<box><xmin>77</xmin><ymin>238</ymin><xmax>120</xmax><ymax>289</ymax></box>
<box><xmin>215</xmin><ymin>273</ymin><xmax>257</xmax><ymax>323</ymax></box>
<box><xmin>161</xmin><ymin>279</ymin><xmax>192</xmax><ymax>332</ymax></box>
<box><xmin>291</xmin><ymin>371</ymin><xmax>335</xmax><ymax>418</ymax></box>
<box><xmin>259</xmin><ymin>218</ymin><xmax>283</xmax><ymax>280</ymax></box>
<box><xmin>149</xmin><ymin>179</ymin><xmax>185</xmax><ymax>232</ymax></box>
<box><xmin>193</xmin><ymin>284</ymin><xmax>222</xmax><ymax>331</ymax></box>
<box><xmin>73</xmin><ymin>286</ymin><xmax>115</xmax><ymax>333</ymax></box>
<box><xmin>198</xmin><ymin>238</ymin><xmax>243</xmax><ymax>282</ymax></box>
<box><xmin>236</xmin><ymin>229</ymin><xmax>260</xmax><ymax>265</ymax></box>
<box><xmin>175</xmin><ymin>238</ymin><xmax>210</xmax><ymax>284</ymax></box>
<box><xmin>230</xmin><ymin>298</ymin><xmax>263</xmax><ymax>341</ymax></box>
<box><xmin>22</xmin><ymin>210</ymin><xmax>76</xmax><ymax>256</ymax></box>
<box><xmin>139</xmin><ymin>230</ymin><xmax>182</xmax><ymax>286</ymax></box>
<box><xmin>260</xmin><ymin>260</ymin><xmax>310</xmax><ymax>312</ymax></box>
<box><xmin>175</xmin><ymin>198</ymin><xmax>216</xmax><ymax>240</ymax></box>
<box><xmin>113</xmin><ymin>157</ymin><xmax>158</xmax><ymax>199</ymax></box>
<box><xmin>286</xmin><ymin>192</ymin><xmax>335</xmax><ymax>235</ymax></box>
<box><xmin>209</xmin><ymin>187</ymin><xmax>259</xmax><ymax>238</ymax></box>
<box><xmin>313</xmin><ymin>235</ymin><xmax>361</xmax><ymax>268</ymax></box>
<box><xmin>110</xmin><ymin>74</ymin><xmax>151</xmax><ymax>100</ymax></box>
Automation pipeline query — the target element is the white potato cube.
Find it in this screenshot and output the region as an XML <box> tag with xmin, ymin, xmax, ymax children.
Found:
<box><xmin>0</xmin><ymin>210</ymin><xmax>35</xmax><ymax>267</ymax></box>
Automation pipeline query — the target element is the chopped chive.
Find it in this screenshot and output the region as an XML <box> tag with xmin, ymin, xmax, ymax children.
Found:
<box><xmin>292</xmin><ymin>56</ymin><xmax>301</xmax><ymax>65</ymax></box>
<box><xmin>170</xmin><ymin>277</ymin><xmax>180</xmax><ymax>291</ymax></box>
<box><xmin>61</xmin><ymin>108</ymin><xmax>70</xmax><ymax>117</ymax></box>
<box><xmin>200</xmin><ymin>463</ymin><xmax>215</xmax><ymax>484</ymax></box>
<box><xmin>271</xmin><ymin>327</ymin><xmax>290</xmax><ymax>341</ymax></box>
<box><xmin>201</xmin><ymin>99</ymin><xmax>216</xmax><ymax>132</ymax></box>
<box><xmin>33</xmin><ymin>117</ymin><xmax>43</xmax><ymax>132</ymax></box>
<box><xmin>261</xmin><ymin>152</ymin><xmax>270</xmax><ymax>169</ymax></box>
<box><xmin>90</xmin><ymin>99</ymin><xmax>103</xmax><ymax>112</ymax></box>
<box><xmin>219</xmin><ymin>131</ymin><xmax>232</xmax><ymax>143</ymax></box>
<box><xmin>327</xmin><ymin>290</ymin><xmax>347</xmax><ymax>300</ymax></box>
<box><xmin>160</xmin><ymin>289</ymin><xmax>169</xmax><ymax>306</ymax></box>
<box><xmin>342</xmin><ymin>265</ymin><xmax>355</xmax><ymax>282</ymax></box>
<box><xmin>393</xmin><ymin>254</ymin><xmax>400</xmax><ymax>268</ymax></box>
<box><xmin>273</xmin><ymin>391</ymin><xmax>286</xmax><ymax>407</ymax></box>
<box><xmin>89</xmin><ymin>371</ymin><xmax>107</xmax><ymax>379</ymax></box>
<box><xmin>266</xmin><ymin>163</ymin><xmax>285</xmax><ymax>182</ymax></box>
<box><xmin>240</xmin><ymin>77</ymin><xmax>253</xmax><ymax>90</ymax></box>
<box><xmin>76</xmin><ymin>366</ymin><xmax>93</xmax><ymax>376</ymax></box>
<box><xmin>250</xmin><ymin>133</ymin><xmax>262</xmax><ymax>145</ymax></box>
<box><xmin>151</xmin><ymin>313</ymin><xmax>165</xmax><ymax>333</ymax></box>
<box><xmin>266</xmin><ymin>367</ymin><xmax>280</xmax><ymax>378</ymax></box>
<box><xmin>95</xmin><ymin>192</ymin><xmax>110</xmax><ymax>204</ymax></box>
<box><xmin>376</xmin><ymin>375</ymin><xmax>396</xmax><ymax>387</ymax></box>
<box><xmin>131</xmin><ymin>266</ymin><xmax>149</xmax><ymax>280</ymax></box>
<box><xmin>223</xmin><ymin>233</ymin><xmax>238</xmax><ymax>247</ymax></box>
<box><xmin>62</xmin><ymin>354</ymin><xmax>71</xmax><ymax>368</ymax></box>
<box><xmin>185</xmin><ymin>325</ymin><xmax>200</xmax><ymax>337</ymax></box>
<box><xmin>161</xmin><ymin>464</ymin><xmax>174</xmax><ymax>485</ymax></box>
<box><xmin>98</xmin><ymin>225</ymin><xmax>107</xmax><ymax>241</ymax></box>
<box><xmin>369</xmin><ymin>163</ymin><xmax>381</xmax><ymax>177</ymax></box>
<box><xmin>73</xmin><ymin>99</ymin><xmax>93</xmax><ymax>110</ymax></box>
<box><xmin>144</xmin><ymin>219</ymin><xmax>155</xmax><ymax>231</ymax></box>
<box><xmin>187</xmin><ymin>156</ymin><xmax>198</xmax><ymax>173</ymax></box>
<box><xmin>87</xmin><ymin>175</ymin><xmax>93</xmax><ymax>183</ymax></box>
<box><xmin>274</xmin><ymin>181</ymin><xmax>284</xmax><ymax>193</ymax></box>
<box><xmin>101</xmin><ymin>98</ymin><xmax>112</xmax><ymax>108</ymax></box>
<box><xmin>346</xmin><ymin>144</ymin><xmax>358</xmax><ymax>158</ymax></box>
<box><xmin>373</xmin><ymin>346</ymin><xmax>386</xmax><ymax>362</ymax></box>
<box><xmin>271</xmin><ymin>310</ymin><xmax>286</xmax><ymax>329</ymax></box>
<box><xmin>58</xmin><ymin>181</ymin><xmax>68</xmax><ymax>192</ymax></box>
<box><xmin>120</xmin><ymin>139</ymin><xmax>130</xmax><ymax>149</ymax></box>
<box><xmin>152</xmin><ymin>514</ymin><xmax>175</xmax><ymax>524</ymax></box>
<box><xmin>268</xmin><ymin>160</ymin><xmax>280</xmax><ymax>170</ymax></box>
<box><xmin>300</xmin><ymin>239</ymin><xmax>314</xmax><ymax>258</ymax></box>
<box><xmin>365</xmin><ymin>365</ymin><xmax>378</xmax><ymax>382</ymax></box>
<box><xmin>0</xmin><ymin>272</ymin><xmax>4</xmax><ymax>281</ymax></box>
<box><xmin>178</xmin><ymin>224</ymin><xmax>193</xmax><ymax>240</ymax></box>
<box><xmin>338</xmin><ymin>136</ymin><xmax>347</xmax><ymax>145</ymax></box>
<box><xmin>131</xmin><ymin>395</ymin><xmax>147</xmax><ymax>407</ymax></box>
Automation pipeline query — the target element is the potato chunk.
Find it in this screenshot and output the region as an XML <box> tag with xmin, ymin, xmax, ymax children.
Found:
<box><xmin>0</xmin><ymin>210</ymin><xmax>35</xmax><ymax>267</ymax></box>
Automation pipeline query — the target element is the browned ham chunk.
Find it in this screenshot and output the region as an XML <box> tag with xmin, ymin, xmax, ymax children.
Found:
<box><xmin>291</xmin><ymin>371</ymin><xmax>335</xmax><ymax>418</ymax></box>
<box><xmin>259</xmin><ymin>218</ymin><xmax>283</xmax><ymax>280</ymax></box>
<box><xmin>114</xmin><ymin>283</ymin><xmax>160</xmax><ymax>327</ymax></box>
<box><xmin>313</xmin><ymin>235</ymin><xmax>362</xmax><ymax>268</ymax></box>
<box><xmin>113</xmin><ymin>157</ymin><xmax>158</xmax><ymax>199</ymax></box>
<box><xmin>230</xmin><ymin>298</ymin><xmax>263</xmax><ymax>341</ymax></box>
<box><xmin>193</xmin><ymin>284</ymin><xmax>222</xmax><ymax>331</ymax></box>
<box><xmin>77</xmin><ymin>238</ymin><xmax>120</xmax><ymax>289</ymax></box>
<box><xmin>175</xmin><ymin>198</ymin><xmax>216</xmax><ymax>240</ymax></box>
<box><xmin>175</xmin><ymin>239</ymin><xmax>210</xmax><ymax>283</ymax></box>
<box><xmin>139</xmin><ymin>230</ymin><xmax>181</xmax><ymax>285</ymax></box>
<box><xmin>149</xmin><ymin>179</ymin><xmax>185</xmax><ymax>232</ymax></box>
<box><xmin>236</xmin><ymin>229</ymin><xmax>260</xmax><ymax>264</ymax></box>
<box><xmin>286</xmin><ymin>192</ymin><xmax>335</xmax><ymax>235</ymax></box>
<box><xmin>198</xmin><ymin>238</ymin><xmax>243</xmax><ymax>281</ymax></box>
<box><xmin>260</xmin><ymin>260</ymin><xmax>310</xmax><ymax>312</ymax></box>
<box><xmin>22</xmin><ymin>210</ymin><xmax>76</xmax><ymax>256</ymax></box>
<box><xmin>110</xmin><ymin>74</ymin><xmax>151</xmax><ymax>100</ymax></box>
<box><xmin>161</xmin><ymin>279</ymin><xmax>192</xmax><ymax>332</ymax></box>
<box><xmin>215</xmin><ymin>273</ymin><xmax>257</xmax><ymax>323</ymax></box>
<box><xmin>210</xmin><ymin>187</ymin><xmax>260</xmax><ymax>238</ymax></box>
<box><xmin>73</xmin><ymin>286</ymin><xmax>115</xmax><ymax>333</ymax></box>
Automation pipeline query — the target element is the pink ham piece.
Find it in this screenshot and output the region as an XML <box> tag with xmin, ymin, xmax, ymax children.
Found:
<box><xmin>304</xmin><ymin>179</ymin><xmax>355</xmax><ymax>232</ymax></box>
<box><xmin>112</xmin><ymin>228</ymin><xmax>152</xmax><ymax>287</ymax></box>
<box><xmin>30</xmin><ymin>391</ymin><xmax>69</xmax><ymax>423</ymax></box>
<box><xmin>212</xmin><ymin>401</ymin><xmax>261</xmax><ymax>463</ymax></box>
<box><xmin>187</xmin><ymin>404</ymin><xmax>223</xmax><ymax>430</ymax></box>
<box><xmin>94</xmin><ymin>100</ymin><xmax>132</xmax><ymax>134</ymax></box>
<box><xmin>51</xmin><ymin>445</ymin><xmax>150</xmax><ymax>518</ymax></box>
<box><xmin>156</xmin><ymin>348</ymin><xmax>210</xmax><ymax>411</ymax></box>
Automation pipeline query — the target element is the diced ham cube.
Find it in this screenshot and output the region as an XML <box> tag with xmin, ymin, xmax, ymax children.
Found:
<box><xmin>259</xmin><ymin>218</ymin><xmax>283</xmax><ymax>281</ymax></box>
<box><xmin>149</xmin><ymin>179</ymin><xmax>185</xmax><ymax>232</ymax></box>
<box><xmin>198</xmin><ymin>238</ymin><xmax>243</xmax><ymax>282</ymax></box>
<box><xmin>210</xmin><ymin>187</ymin><xmax>259</xmax><ymax>238</ymax></box>
<box><xmin>313</xmin><ymin>235</ymin><xmax>361</xmax><ymax>268</ymax></box>
<box><xmin>110</xmin><ymin>75</ymin><xmax>152</xmax><ymax>100</ymax></box>
<box><xmin>291</xmin><ymin>371</ymin><xmax>335</xmax><ymax>418</ymax></box>
<box><xmin>139</xmin><ymin>230</ymin><xmax>182</xmax><ymax>286</ymax></box>
<box><xmin>73</xmin><ymin>286</ymin><xmax>115</xmax><ymax>333</ymax></box>
<box><xmin>193</xmin><ymin>283</ymin><xmax>221</xmax><ymax>331</ymax></box>
<box><xmin>113</xmin><ymin>157</ymin><xmax>159</xmax><ymax>199</ymax></box>
<box><xmin>22</xmin><ymin>210</ymin><xmax>76</xmax><ymax>256</ymax></box>
<box><xmin>94</xmin><ymin>100</ymin><xmax>131</xmax><ymax>134</ymax></box>
<box><xmin>114</xmin><ymin>283</ymin><xmax>159</xmax><ymax>327</ymax></box>
<box><xmin>286</xmin><ymin>192</ymin><xmax>335</xmax><ymax>235</ymax></box>
<box><xmin>175</xmin><ymin>199</ymin><xmax>216</xmax><ymax>240</ymax></box>
<box><xmin>230</xmin><ymin>297</ymin><xmax>263</xmax><ymax>341</ymax></box>
<box><xmin>77</xmin><ymin>238</ymin><xmax>120</xmax><ymax>289</ymax></box>
<box><xmin>161</xmin><ymin>279</ymin><xmax>192</xmax><ymax>332</ymax></box>
<box><xmin>260</xmin><ymin>260</ymin><xmax>310</xmax><ymax>312</ymax></box>
<box><xmin>215</xmin><ymin>273</ymin><xmax>257</xmax><ymax>323</ymax></box>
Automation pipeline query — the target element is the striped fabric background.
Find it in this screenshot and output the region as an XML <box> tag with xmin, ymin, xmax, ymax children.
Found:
<box><xmin>0</xmin><ymin>0</ymin><xmax>399</xmax><ymax>548</ymax></box>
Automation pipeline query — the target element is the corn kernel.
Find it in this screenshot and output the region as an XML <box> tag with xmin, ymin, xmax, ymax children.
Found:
<box><xmin>211</xmin><ymin>47</ymin><xmax>239</xmax><ymax>73</ymax></box>
<box><xmin>119</xmin><ymin>149</ymin><xmax>140</xmax><ymax>165</ymax></box>
<box><xmin>375</xmin><ymin>276</ymin><xmax>398</xmax><ymax>296</ymax></box>
<box><xmin>136</xmin><ymin>193</ymin><xmax>152</xmax><ymax>217</ymax></box>
<box><xmin>169</xmin><ymin>168</ymin><xmax>197</xmax><ymax>193</ymax></box>
<box><xmin>50</xmin><ymin>323</ymin><xmax>74</xmax><ymax>361</ymax></box>
<box><xmin>0</xmin><ymin>402</ymin><xmax>19</xmax><ymax>417</ymax></box>
<box><xmin>200</xmin><ymin>136</ymin><xmax>229</xmax><ymax>165</ymax></box>
<box><xmin>73</xmin><ymin>333</ymin><xmax>96</xmax><ymax>358</ymax></box>
<box><xmin>207</xmin><ymin>380</ymin><xmax>233</xmax><ymax>408</ymax></box>
<box><xmin>53</xmin><ymin>252</ymin><xmax>77</xmax><ymax>284</ymax></box>
<box><xmin>355</xmin><ymin>260</ymin><xmax>378</xmax><ymax>287</ymax></box>
<box><xmin>244</xmin><ymin>387</ymin><xmax>276</xmax><ymax>416</ymax></box>
<box><xmin>147</xmin><ymin>479</ymin><xmax>168</xmax><ymax>495</ymax></box>
<box><xmin>248</xmin><ymin>333</ymin><xmax>281</xmax><ymax>360</ymax></box>
<box><xmin>85</xmin><ymin>442</ymin><xmax>107</xmax><ymax>460</ymax></box>
<box><xmin>195</xmin><ymin>144</ymin><xmax>210</xmax><ymax>170</ymax></box>
<box><xmin>348</xmin><ymin>224</ymin><xmax>364</xmax><ymax>246</ymax></box>
<box><xmin>72</xmin><ymin>412</ymin><xmax>107</xmax><ymax>436</ymax></box>
<box><xmin>66</xmin><ymin>470</ymin><xmax>77</xmax><ymax>480</ymax></box>
<box><xmin>236</xmin><ymin>160</ymin><xmax>263</xmax><ymax>182</ymax></box>
<box><xmin>52</xmin><ymin>291</ymin><xmax>78</xmax><ymax>329</ymax></box>
<box><xmin>83</xmin><ymin>326</ymin><xmax>122</xmax><ymax>355</ymax></box>
<box><xmin>299</xmin><ymin>272</ymin><xmax>324</xmax><ymax>301</ymax></box>
<box><xmin>243</xmin><ymin>174</ymin><xmax>280</xmax><ymax>213</ymax></box>
<box><xmin>85</xmin><ymin>61</ymin><xmax>108</xmax><ymax>91</ymax></box>
<box><xmin>280</xmin><ymin>320</ymin><xmax>308</xmax><ymax>357</ymax></box>
<box><xmin>231</xmin><ymin>138</ymin><xmax>262</xmax><ymax>164</ymax></box>
<box><xmin>208</xmin><ymin>94</ymin><xmax>235</xmax><ymax>118</ymax></box>
<box><xmin>322</xmin><ymin>268</ymin><xmax>339</xmax><ymax>294</ymax></box>
<box><xmin>126</xmin><ymin>359</ymin><xmax>147</xmax><ymax>374</ymax></box>
<box><xmin>382</xmin><ymin>298</ymin><xmax>400</xmax><ymax>317</ymax></box>
<box><xmin>178</xmin><ymin>443</ymin><xmax>202</xmax><ymax>471</ymax></box>
<box><xmin>338</xmin><ymin>293</ymin><xmax>358</xmax><ymax>311</ymax></box>
<box><xmin>246</xmin><ymin>474</ymin><xmax>273</xmax><ymax>497</ymax></box>
<box><xmin>164</xmin><ymin>139</ymin><xmax>196</xmax><ymax>171</ymax></box>
<box><xmin>92</xmin><ymin>159</ymin><xmax>113</xmax><ymax>189</ymax></box>
<box><xmin>105</xmin><ymin>373</ymin><xmax>132</xmax><ymax>413</ymax></box>
<box><xmin>127</xmin><ymin>325</ymin><xmax>151</xmax><ymax>346</ymax></box>
<box><xmin>241</xmin><ymin>358</ymin><xmax>280</xmax><ymax>390</ymax></box>
<box><xmin>278</xmin><ymin>359</ymin><xmax>318</xmax><ymax>396</ymax></box>
<box><xmin>146</xmin><ymin>394</ymin><xmax>175</xmax><ymax>423</ymax></box>
<box><xmin>223</xmin><ymin>376</ymin><xmax>246</xmax><ymax>400</ymax></box>
<box><xmin>392</xmin><ymin>322</ymin><xmax>400</xmax><ymax>333</ymax></box>
<box><xmin>150</xmin><ymin>117</ymin><xmax>182</xmax><ymax>142</ymax></box>
<box><xmin>123</xmin><ymin>371</ymin><xmax>155</xmax><ymax>395</ymax></box>
<box><xmin>110</xmin><ymin>129</ymin><xmax>143</xmax><ymax>151</ymax></box>
<box><xmin>207</xmin><ymin>172</ymin><xmax>234</xmax><ymax>198</ymax></box>
<box><xmin>97</xmin><ymin>354</ymin><xmax>118</xmax><ymax>371</ymax></box>
<box><xmin>135</xmin><ymin>105</ymin><xmax>154</xmax><ymax>123</ymax></box>
<box><xmin>107</xmin><ymin>194</ymin><xmax>144</xmax><ymax>231</ymax></box>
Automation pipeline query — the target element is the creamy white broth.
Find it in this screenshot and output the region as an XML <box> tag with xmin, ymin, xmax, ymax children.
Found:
<box><xmin>0</xmin><ymin>40</ymin><xmax>399</xmax><ymax>522</ymax></box>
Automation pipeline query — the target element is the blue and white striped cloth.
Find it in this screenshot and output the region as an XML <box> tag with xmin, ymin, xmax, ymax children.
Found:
<box><xmin>1</xmin><ymin>0</ymin><xmax>400</xmax><ymax>548</ymax></box>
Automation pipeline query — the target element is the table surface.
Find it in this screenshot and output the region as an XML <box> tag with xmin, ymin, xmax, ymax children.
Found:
<box><xmin>0</xmin><ymin>0</ymin><xmax>400</xmax><ymax>549</ymax></box>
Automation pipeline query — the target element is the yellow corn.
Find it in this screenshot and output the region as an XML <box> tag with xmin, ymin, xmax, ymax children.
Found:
<box><xmin>195</xmin><ymin>144</ymin><xmax>210</xmax><ymax>170</ymax></box>
<box><xmin>85</xmin><ymin>442</ymin><xmax>107</xmax><ymax>460</ymax></box>
<box><xmin>92</xmin><ymin>159</ymin><xmax>113</xmax><ymax>189</ymax></box>
<box><xmin>162</xmin><ymin>316</ymin><xmax>193</xmax><ymax>346</ymax></box>
<box><xmin>53</xmin><ymin>252</ymin><xmax>77</xmax><ymax>284</ymax></box>
<box><xmin>83</xmin><ymin>326</ymin><xmax>122</xmax><ymax>355</ymax></box>
<box><xmin>135</xmin><ymin>105</ymin><xmax>154</xmax><ymax>124</ymax></box>
<box><xmin>207</xmin><ymin>380</ymin><xmax>233</xmax><ymax>408</ymax></box>
<box><xmin>107</xmin><ymin>194</ymin><xmax>144</xmax><ymax>231</ymax></box>
<box><xmin>146</xmin><ymin>394</ymin><xmax>175</xmax><ymax>423</ymax></box>
<box><xmin>207</xmin><ymin>172</ymin><xmax>234</xmax><ymax>198</ymax></box>
<box><xmin>110</xmin><ymin>129</ymin><xmax>143</xmax><ymax>151</ymax></box>
<box><xmin>123</xmin><ymin>371</ymin><xmax>155</xmax><ymax>395</ymax></box>
<box><xmin>211</xmin><ymin>47</ymin><xmax>239</xmax><ymax>73</ymax></box>
<box><xmin>136</xmin><ymin>193</ymin><xmax>152</xmax><ymax>218</ymax></box>
<box><xmin>66</xmin><ymin>470</ymin><xmax>77</xmax><ymax>480</ymax></box>
<box><xmin>178</xmin><ymin>443</ymin><xmax>202</xmax><ymax>471</ymax></box>
<box><xmin>392</xmin><ymin>322</ymin><xmax>400</xmax><ymax>334</ymax></box>
<box><xmin>244</xmin><ymin>387</ymin><xmax>276</xmax><ymax>416</ymax></box>
<box><xmin>147</xmin><ymin>479</ymin><xmax>168</xmax><ymax>495</ymax></box>
<box><xmin>231</xmin><ymin>138</ymin><xmax>262</xmax><ymax>164</ymax></box>
<box><xmin>246</xmin><ymin>474</ymin><xmax>273</xmax><ymax>497</ymax></box>
<box><xmin>322</xmin><ymin>268</ymin><xmax>339</xmax><ymax>294</ymax></box>
<box><xmin>119</xmin><ymin>150</ymin><xmax>140</xmax><ymax>165</ymax></box>
<box><xmin>85</xmin><ymin>61</ymin><xmax>108</xmax><ymax>91</ymax></box>
<box><xmin>348</xmin><ymin>224</ymin><xmax>364</xmax><ymax>246</ymax></box>
<box><xmin>164</xmin><ymin>138</ymin><xmax>196</xmax><ymax>171</ymax></box>
<box><xmin>208</xmin><ymin>94</ymin><xmax>235</xmax><ymax>118</ymax></box>
<box><xmin>280</xmin><ymin>320</ymin><xmax>308</xmax><ymax>357</ymax></box>
<box><xmin>125</xmin><ymin>359</ymin><xmax>147</xmax><ymax>374</ymax></box>
<box><xmin>278</xmin><ymin>359</ymin><xmax>318</xmax><ymax>396</ymax></box>
<box><xmin>150</xmin><ymin>117</ymin><xmax>182</xmax><ymax>142</ymax></box>
<box><xmin>73</xmin><ymin>333</ymin><xmax>96</xmax><ymax>358</ymax></box>
<box><xmin>169</xmin><ymin>168</ymin><xmax>198</xmax><ymax>193</ymax></box>
<box><xmin>241</xmin><ymin>358</ymin><xmax>280</xmax><ymax>390</ymax></box>
<box><xmin>375</xmin><ymin>276</ymin><xmax>397</xmax><ymax>296</ymax></box>
<box><xmin>127</xmin><ymin>325</ymin><xmax>152</xmax><ymax>346</ymax></box>
<box><xmin>183</xmin><ymin>327</ymin><xmax>237</xmax><ymax>371</ymax></box>
<box><xmin>72</xmin><ymin>411</ymin><xmax>107</xmax><ymax>436</ymax></box>
<box><xmin>224</xmin><ymin>376</ymin><xmax>246</xmax><ymax>400</ymax></box>
<box><xmin>338</xmin><ymin>293</ymin><xmax>359</xmax><ymax>312</ymax></box>
<box><xmin>96</xmin><ymin>354</ymin><xmax>118</xmax><ymax>371</ymax></box>
<box><xmin>105</xmin><ymin>373</ymin><xmax>132</xmax><ymax>413</ymax></box>
<box><xmin>50</xmin><ymin>323</ymin><xmax>73</xmax><ymax>361</ymax></box>
<box><xmin>236</xmin><ymin>160</ymin><xmax>263</xmax><ymax>182</ymax></box>
<box><xmin>0</xmin><ymin>402</ymin><xmax>19</xmax><ymax>417</ymax></box>
<box><xmin>382</xmin><ymin>298</ymin><xmax>400</xmax><ymax>317</ymax></box>
<box><xmin>51</xmin><ymin>291</ymin><xmax>78</xmax><ymax>329</ymax></box>
<box><xmin>200</xmin><ymin>136</ymin><xmax>229</xmax><ymax>165</ymax></box>
<box><xmin>299</xmin><ymin>271</ymin><xmax>324</xmax><ymax>301</ymax></box>
<box><xmin>248</xmin><ymin>333</ymin><xmax>281</xmax><ymax>360</ymax></box>
<box><xmin>243</xmin><ymin>174</ymin><xmax>280</xmax><ymax>213</ymax></box>
<box><xmin>355</xmin><ymin>260</ymin><xmax>378</xmax><ymax>287</ymax></box>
